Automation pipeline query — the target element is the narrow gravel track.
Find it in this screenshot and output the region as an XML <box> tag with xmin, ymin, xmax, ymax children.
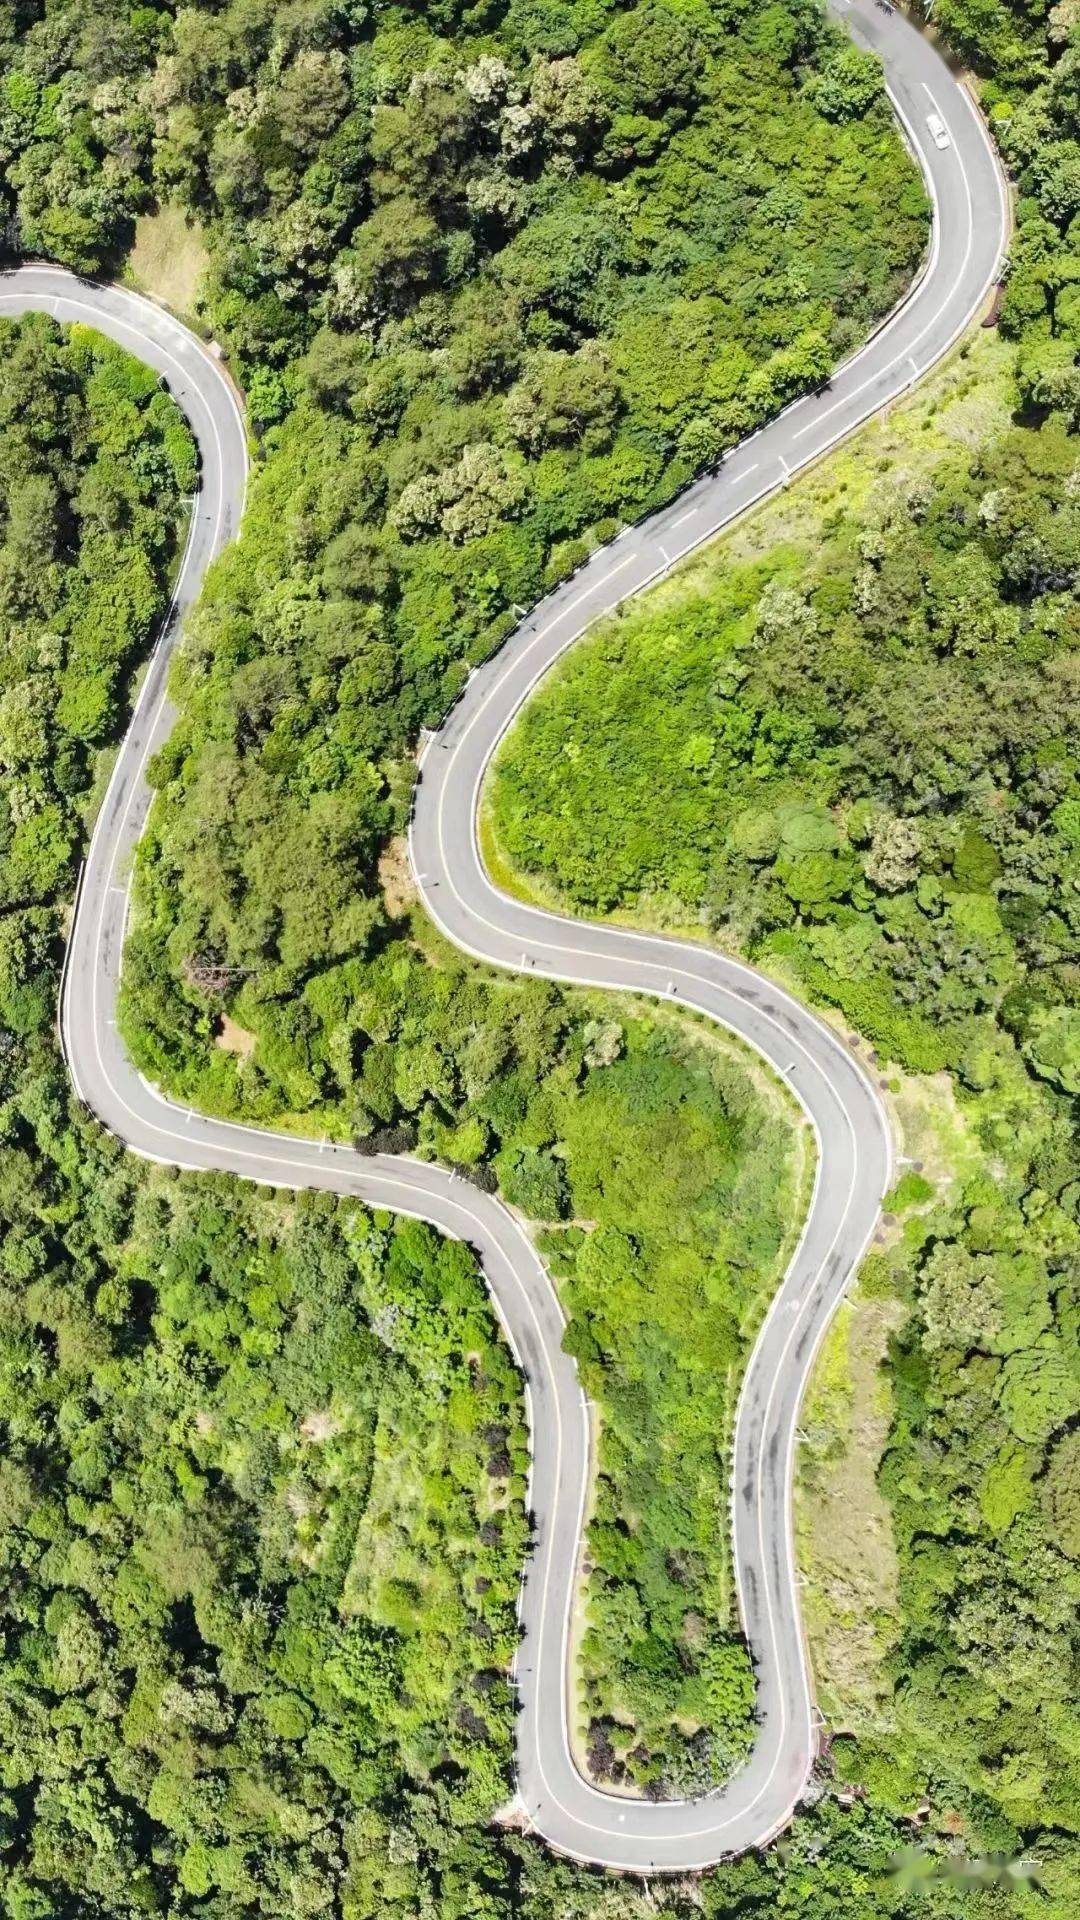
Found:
<box><xmin>2</xmin><ymin>0</ymin><xmax>1008</xmax><ymax>1874</ymax></box>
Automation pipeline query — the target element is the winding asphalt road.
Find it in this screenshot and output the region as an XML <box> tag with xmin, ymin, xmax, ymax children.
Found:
<box><xmin>0</xmin><ymin>0</ymin><xmax>1008</xmax><ymax>1875</ymax></box>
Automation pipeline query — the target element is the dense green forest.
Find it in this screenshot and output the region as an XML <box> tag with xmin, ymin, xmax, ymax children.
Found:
<box><xmin>0</xmin><ymin>0</ymin><xmax>922</xmax><ymax>1779</ymax></box>
<box><xmin>1</xmin><ymin>0</ymin><xmax>1079</xmax><ymax>1915</ymax></box>
<box><xmin>491</xmin><ymin>386</ymin><xmax>1080</xmax><ymax>1840</ymax></box>
<box><xmin>1</xmin><ymin>0</ymin><xmax>930</xmax><ymax>1853</ymax></box>
<box><xmin>0</xmin><ymin>312</ymin><xmax>194</xmax><ymax>923</ymax></box>
<box><xmin>1</xmin><ymin>1162</ymin><xmax>532</xmax><ymax>1914</ymax></box>
<box><xmin>122</xmin><ymin>844</ymin><xmax>804</xmax><ymax>1789</ymax></box>
<box><xmin>489</xmin><ymin>0</ymin><xmax>1080</xmax><ymax>1897</ymax></box>
<box><xmin>93</xmin><ymin>0</ymin><xmax>926</xmax><ymax>1121</ymax></box>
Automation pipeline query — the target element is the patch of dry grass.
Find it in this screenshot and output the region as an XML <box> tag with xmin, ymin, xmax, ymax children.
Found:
<box><xmin>796</xmin><ymin>1284</ymin><xmax>905</xmax><ymax>1733</ymax></box>
<box><xmin>379</xmin><ymin>835</ymin><xmax>419</xmax><ymax>919</ymax></box>
<box><xmin>128</xmin><ymin>204</ymin><xmax>210</xmax><ymax>318</ymax></box>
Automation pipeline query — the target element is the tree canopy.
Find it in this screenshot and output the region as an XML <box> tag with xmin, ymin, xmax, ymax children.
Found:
<box><xmin>2</xmin><ymin>0</ymin><xmax>1079</xmax><ymax>1912</ymax></box>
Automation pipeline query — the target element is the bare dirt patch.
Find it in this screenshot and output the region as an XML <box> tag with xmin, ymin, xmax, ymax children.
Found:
<box><xmin>490</xmin><ymin>1796</ymin><xmax>528</xmax><ymax>1831</ymax></box>
<box><xmin>215</xmin><ymin>1014</ymin><xmax>256</xmax><ymax>1059</ymax></box>
<box><xmin>300</xmin><ymin>1409</ymin><xmax>340</xmax><ymax>1445</ymax></box>
<box><xmin>379</xmin><ymin>835</ymin><xmax>418</xmax><ymax>918</ymax></box>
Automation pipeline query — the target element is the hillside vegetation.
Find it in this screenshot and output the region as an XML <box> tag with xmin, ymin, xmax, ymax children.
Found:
<box><xmin>490</xmin><ymin>0</ymin><xmax>1080</xmax><ymax>1893</ymax></box>
<box><xmin>89</xmin><ymin>0</ymin><xmax>927</xmax><ymax>1111</ymax></box>
<box><xmin>0</xmin><ymin>312</ymin><xmax>194</xmax><ymax>924</ymax></box>
<box><xmin>1</xmin><ymin>0</ymin><xmax>1078</xmax><ymax>1916</ymax></box>
<box><xmin>491</xmin><ymin>367</ymin><xmax>1080</xmax><ymax>1841</ymax></box>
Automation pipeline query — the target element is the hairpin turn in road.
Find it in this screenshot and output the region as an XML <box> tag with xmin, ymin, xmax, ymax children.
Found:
<box><xmin>1</xmin><ymin>0</ymin><xmax>1008</xmax><ymax>1875</ymax></box>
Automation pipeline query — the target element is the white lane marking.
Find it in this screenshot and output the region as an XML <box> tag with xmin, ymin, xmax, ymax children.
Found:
<box><xmin>790</xmin><ymin>67</ymin><xmax>1000</xmax><ymax>474</ymax></box>
<box><xmin>87</xmin><ymin>549</ymin><xmax>877</xmax><ymax>1864</ymax></box>
<box><xmin>414</xmin><ymin>31</ymin><xmax>1006</xmax><ymax>1865</ymax></box>
<box><xmin>65</xmin><ymin>123</ymin><xmax>926</xmax><ymax>1843</ymax></box>
<box><xmin>425</xmin><ymin>905</ymin><xmax>872</xmax><ymax>1841</ymax></box>
<box><xmin>667</xmin><ymin>465</ymin><xmax>762</xmax><ymax>559</ymax></box>
<box><xmin>7</xmin><ymin>275</ymin><xmax>244</xmax><ymax>524</ymax></box>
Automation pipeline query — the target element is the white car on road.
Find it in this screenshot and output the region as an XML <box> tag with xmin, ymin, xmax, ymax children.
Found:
<box><xmin>927</xmin><ymin>110</ymin><xmax>951</xmax><ymax>149</ymax></box>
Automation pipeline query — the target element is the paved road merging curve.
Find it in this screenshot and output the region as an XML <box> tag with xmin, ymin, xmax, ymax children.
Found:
<box><xmin>2</xmin><ymin>0</ymin><xmax>1007</xmax><ymax>1875</ymax></box>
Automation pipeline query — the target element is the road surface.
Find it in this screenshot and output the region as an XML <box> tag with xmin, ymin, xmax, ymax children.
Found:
<box><xmin>0</xmin><ymin>0</ymin><xmax>1008</xmax><ymax>1875</ymax></box>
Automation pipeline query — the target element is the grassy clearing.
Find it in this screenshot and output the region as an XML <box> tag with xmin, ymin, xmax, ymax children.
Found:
<box><xmin>796</xmin><ymin>1283</ymin><xmax>904</xmax><ymax>1733</ymax></box>
<box><xmin>128</xmin><ymin>204</ymin><xmax>210</xmax><ymax>317</ymax></box>
<box><xmin>795</xmin><ymin>1038</ymin><xmax>987</xmax><ymax>1732</ymax></box>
